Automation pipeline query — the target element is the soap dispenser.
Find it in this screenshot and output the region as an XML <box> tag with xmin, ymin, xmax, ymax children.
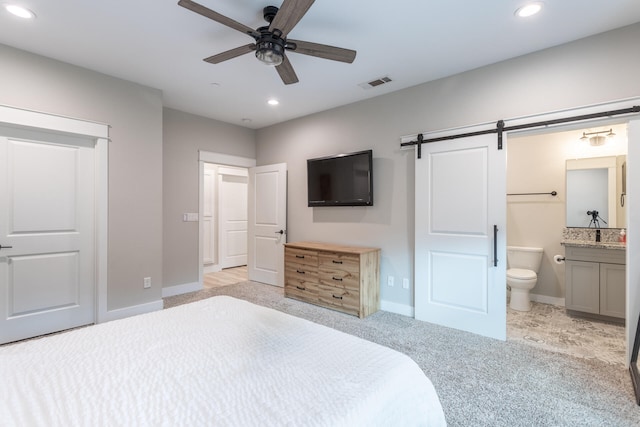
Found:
<box><xmin>619</xmin><ymin>229</ymin><xmax>626</xmax><ymax>243</ymax></box>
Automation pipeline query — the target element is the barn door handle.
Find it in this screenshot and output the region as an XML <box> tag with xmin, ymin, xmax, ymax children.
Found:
<box><xmin>493</xmin><ymin>225</ymin><xmax>498</xmax><ymax>267</ymax></box>
<box><xmin>0</xmin><ymin>244</ymin><xmax>13</xmax><ymax>250</ymax></box>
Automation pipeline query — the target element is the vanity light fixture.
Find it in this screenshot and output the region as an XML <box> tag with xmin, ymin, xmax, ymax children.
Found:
<box><xmin>515</xmin><ymin>2</ymin><xmax>543</xmax><ymax>18</ymax></box>
<box><xmin>4</xmin><ymin>4</ymin><xmax>35</xmax><ymax>19</ymax></box>
<box><xmin>579</xmin><ymin>128</ymin><xmax>615</xmax><ymax>146</ymax></box>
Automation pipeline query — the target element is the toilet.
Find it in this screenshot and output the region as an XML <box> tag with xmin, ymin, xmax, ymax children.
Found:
<box><xmin>506</xmin><ymin>246</ymin><xmax>544</xmax><ymax>311</ymax></box>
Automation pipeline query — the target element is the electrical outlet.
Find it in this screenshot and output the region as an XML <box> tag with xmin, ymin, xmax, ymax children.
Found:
<box><xmin>387</xmin><ymin>276</ymin><xmax>395</xmax><ymax>287</ymax></box>
<box><xmin>402</xmin><ymin>278</ymin><xmax>409</xmax><ymax>289</ymax></box>
<box><xmin>143</xmin><ymin>277</ymin><xmax>151</xmax><ymax>289</ymax></box>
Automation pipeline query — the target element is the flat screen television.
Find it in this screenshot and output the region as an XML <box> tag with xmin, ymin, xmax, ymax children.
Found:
<box><xmin>307</xmin><ymin>149</ymin><xmax>373</xmax><ymax>207</ymax></box>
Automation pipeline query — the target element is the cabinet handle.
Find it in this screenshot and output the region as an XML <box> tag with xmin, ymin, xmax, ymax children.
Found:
<box><xmin>295</xmin><ymin>255</ymin><xmax>304</xmax><ymax>259</ymax></box>
<box><xmin>332</xmin><ymin>260</ymin><xmax>343</xmax><ymax>264</ymax></box>
<box><xmin>296</xmin><ymin>285</ymin><xmax>306</xmax><ymax>290</ymax></box>
<box><xmin>332</xmin><ymin>294</ymin><xmax>343</xmax><ymax>300</ymax></box>
<box><xmin>332</xmin><ymin>277</ymin><xmax>343</xmax><ymax>282</ymax></box>
<box><xmin>296</xmin><ymin>270</ymin><xmax>305</xmax><ymax>274</ymax></box>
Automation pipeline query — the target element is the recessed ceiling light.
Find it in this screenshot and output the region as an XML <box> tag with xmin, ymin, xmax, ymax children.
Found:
<box><xmin>267</xmin><ymin>99</ymin><xmax>279</xmax><ymax>106</ymax></box>
<box><xmin>4</xmin><ymin>4</ymin><xmax>36</xmax><ymax>19</ymax></box>
<box><xmin>515</xmin><ymin>2</ymin><xmax>543</xmax><ymax>18</ymax></box>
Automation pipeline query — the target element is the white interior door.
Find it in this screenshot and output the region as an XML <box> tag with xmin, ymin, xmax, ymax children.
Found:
<box><xmin>415</xmin><ymin>132</ymin><xmax>506</xmax><ymax>340</ymax></box>
<box><xmin>248</xmin><ymin>163</ymin><xmax>287</xmax><ymax>286</ymax></box>
<box><xmin>219</xmin><ymin>167</ymin><xmax>248</xmax><ymax>269</ymax></box>
<box><xmin>0</xmin><ymin>127</ymin><xmax>96</xmax><ymax>344</ymax></box>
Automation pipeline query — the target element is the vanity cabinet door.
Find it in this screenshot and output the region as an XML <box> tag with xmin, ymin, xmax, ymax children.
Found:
<box><xmin>600</xmin><ymin>263</ymin><xmax>626</xmax><ymax>318</ymax></box>
<box><xmin>565</xmin><ymin>260</ymin><xmax>600</xmax><ymax>314</ymax></box>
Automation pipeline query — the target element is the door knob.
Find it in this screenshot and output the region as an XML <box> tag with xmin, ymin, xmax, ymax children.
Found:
<box><xmin>274</xmin><ymin>230</ymin><xmax>285</xmax><ymax>235</ymax></box>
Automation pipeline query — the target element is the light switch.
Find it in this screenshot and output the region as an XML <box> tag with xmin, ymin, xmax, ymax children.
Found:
<box><xmin>183</xmin><ymin>213</ymin><xmax>199</xmax><ymax>222</ymax></box>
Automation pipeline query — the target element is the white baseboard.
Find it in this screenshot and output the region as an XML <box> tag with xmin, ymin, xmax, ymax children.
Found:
<box><xmin>530</xmin><ymin>293</ymin><xmax>565</xmax><ymax>307</ymax></box>
<box><xmin>100</xmin><ymin>300</ymin><xmax>163</xmax><ymax>323</ymax></box>
<box><xmin>380</xmin><ymin>299</ymin><xmax>415</xmax><ymax>317</ymax></box>
<box><xmin>162</xmin><ymin>281</ymin><xmax>203</xmax><ymax>298</ymax></box>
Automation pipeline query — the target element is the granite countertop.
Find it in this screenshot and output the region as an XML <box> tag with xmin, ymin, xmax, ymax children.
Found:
<box><xmin>561</xmin><ymin>240</ymin><xmax>626</xmax><ymax>250</ymax></box>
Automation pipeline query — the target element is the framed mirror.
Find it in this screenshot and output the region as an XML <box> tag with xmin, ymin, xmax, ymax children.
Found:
<box><xmin>631</xmin><ymin>314</ymin><xmax>640</xmax><ymax>405</ymax></box>
<box><xmin>566</xmin><ymin>155</ymin><xmax>627</xmax><ymax>228</ymax></box>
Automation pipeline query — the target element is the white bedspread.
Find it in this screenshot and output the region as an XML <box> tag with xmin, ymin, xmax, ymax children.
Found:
<box><xmin>0</xmin><ymin>296</ymin><xmax>446</xmax><ymax>426</ymax></box>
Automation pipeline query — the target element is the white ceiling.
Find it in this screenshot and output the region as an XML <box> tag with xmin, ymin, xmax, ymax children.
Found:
<box><xmin>1</xmin><ymin>1</ymin><xmax>640</xmax><ymax>129</ymax></box>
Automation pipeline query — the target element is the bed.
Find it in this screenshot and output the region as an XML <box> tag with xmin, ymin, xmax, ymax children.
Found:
<box><xmin>0</xmin><ymin>296</ymin><xmax>446</xmax><ymax>426</ymax></box>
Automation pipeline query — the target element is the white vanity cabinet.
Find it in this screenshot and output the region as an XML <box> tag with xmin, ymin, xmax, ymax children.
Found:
<box><xmin>565</xmin><ymin>246</ymin><xmax>626</xmax><ymax>319</ymax></box>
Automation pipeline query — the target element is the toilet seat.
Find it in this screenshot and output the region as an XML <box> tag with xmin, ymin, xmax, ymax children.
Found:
<box><xmin>507</xmin><ymin>268</ymin><xmax>537</xmax><ymax>280</ymax></box>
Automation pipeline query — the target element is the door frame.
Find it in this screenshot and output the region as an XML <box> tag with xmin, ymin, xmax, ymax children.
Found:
<box><xmin>0</xmin><ymin>104</ymin><xmax>109</xmax><ymax>323</ymax></box>
<box><xmin>198</xmin><ymin>151</ymin><xmax>256</xmax><ymax>287</ymax></box>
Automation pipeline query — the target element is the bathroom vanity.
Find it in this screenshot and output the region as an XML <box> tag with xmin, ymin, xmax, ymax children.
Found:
<box><xmin>563</xmin><ymin>242</ymin><xmax>626</xmax><ymax>320</ymax></box>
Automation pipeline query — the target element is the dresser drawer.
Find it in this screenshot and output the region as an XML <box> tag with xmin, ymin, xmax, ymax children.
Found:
<box><xmin>285</xmin><ymin>279</ymin><xmax>320</xmax><ymax>302</ymax></box>
<box><xmin>316</xmin><ymin>283</ymin><xmax>359</xmax><ymax>316</ymax></box>
<box><xmin>319</xmin><ymin>253</ymin><xmax>359</xmax><ymax>288</ymax></box>
<box><xmin>285</xmin><ymin>261</ymin><xmax>318</xmax><ymax>281</ymax></box>
<box><xmin>285</xmin><ymin>247</ymin><xmax>318</xmax><ymax>268</ymax></box>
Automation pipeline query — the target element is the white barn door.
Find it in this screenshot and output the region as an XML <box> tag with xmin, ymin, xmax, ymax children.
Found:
<box><xmin>248</xmin><ymin>163</ymin><xmax>287</xmax><ymax>286</ymax></box>
<box><xmin>0</xmin><ymin>127</ymin><xmax>96</xmax><ymax>344</ymax></box>
<box><xmin>414</xmin><ymin>132</ymin><xmax>506</xmax><ymax>340</ymax></box>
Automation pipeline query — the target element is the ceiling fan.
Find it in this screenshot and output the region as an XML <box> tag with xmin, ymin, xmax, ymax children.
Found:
<box><xmin>178</xmin><ymin>0</ymin><xmax>357</xmax><ymax>85</ymax></box>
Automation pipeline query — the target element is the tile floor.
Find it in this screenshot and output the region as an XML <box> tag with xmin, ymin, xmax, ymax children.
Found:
<box><xmin>507</xmin><ymin>301</ymin><xmax>626</xmax><ymax>367</ymax></box>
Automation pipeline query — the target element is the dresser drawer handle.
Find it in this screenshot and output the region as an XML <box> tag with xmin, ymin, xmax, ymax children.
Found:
<box><xmin>332</xmin><ymin>260</ymin><xmax>343</xmax><ymax>264</ymax></box>
<box><xmin>296</xmin><ymin>285</ymin><xmax>306</xmax><ymax>290</ymax></box>
<box><xmin>332</xmin><ymin>294</ymin><xmax>343</xmax><ymax>300</ymax></box>
<box><xmin>295</xmin><ymin>255</ymin><xmax>305</xmax><ymax>259</ymax></box>
<box><xmin>332</xmin><ymin>277</ymin><xmax>343</xmax><ymax>282</ymax></box>
<box><xmin>296</xmin><ymin>270</ymin><xmax>305</xmax><ymax>274</ymax></box>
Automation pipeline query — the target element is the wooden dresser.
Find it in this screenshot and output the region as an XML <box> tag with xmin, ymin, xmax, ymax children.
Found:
<box><xmin>284</xmin><ymin>241</ymin><xmax>380</xmax><ymax>318</ymax></box>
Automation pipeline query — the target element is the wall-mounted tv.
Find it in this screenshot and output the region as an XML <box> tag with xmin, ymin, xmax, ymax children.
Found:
<box><xmin>307</xmin><ymin>149</ymin><xmax>373</xmax><ymax>207</ymax></box>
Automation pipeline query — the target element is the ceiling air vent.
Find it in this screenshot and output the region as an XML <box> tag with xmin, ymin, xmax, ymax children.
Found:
<box><xmin>359</xmin><ymin>76</ymin><xmax>392</xmax><ymax>90</ymax></box>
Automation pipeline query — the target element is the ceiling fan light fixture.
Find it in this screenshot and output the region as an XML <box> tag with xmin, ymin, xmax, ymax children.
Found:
<box><xmin>255</xmin><ymin>38</ymin><xmax>285</xmax><ymax>66</ymax></box>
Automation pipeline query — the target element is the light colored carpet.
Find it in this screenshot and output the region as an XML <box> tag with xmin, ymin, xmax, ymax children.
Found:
<box><xmin>165</xmin><ymin>281</ymin><xmax>640</xmax><ymax>427</ymax></box>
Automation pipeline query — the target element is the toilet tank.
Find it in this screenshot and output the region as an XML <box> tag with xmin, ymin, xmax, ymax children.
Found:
<box><xmin>507</xmin><ymin>246</ymin><xmax>544</xmax><ymax>273</ymax></box>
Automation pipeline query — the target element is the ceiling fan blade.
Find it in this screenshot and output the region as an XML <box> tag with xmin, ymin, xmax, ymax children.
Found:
<box><xmin>275</xmin><ymin>55</ymin><xmax>299</xmax><ymax>85</ymax></box>
<box><xmin>204</xmin><ymin>44</ymin><xmax>256</xmax><ymax>64</ymax></box>
<box><xmin>178</xmin><ymin>0</ymin><xmax>258</xmax><ymax>38</ymax></box>
<box><xmin>287</xmin><ymin>39</ymin><xmax>356</xmax><ymax>63</ymax></box>
<box><xmin>269</xmin><ymin>0</ymin><xmax>315</xmax><ymax>37</ymax></box>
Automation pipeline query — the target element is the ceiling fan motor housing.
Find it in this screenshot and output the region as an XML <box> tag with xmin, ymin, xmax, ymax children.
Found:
<box><xmin>263</xmin><ymin>6</ymin><xmax>279</xmax><ymax>23</ymax></box>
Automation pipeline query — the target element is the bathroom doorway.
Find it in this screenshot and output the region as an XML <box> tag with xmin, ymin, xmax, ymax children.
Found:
<box><xmin>506</xmin><ymin>122</ymin><xmax>628</xmax><ymax>366</ymax></box>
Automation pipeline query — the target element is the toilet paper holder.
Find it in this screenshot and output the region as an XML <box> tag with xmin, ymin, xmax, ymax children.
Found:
<box><xmin>553</xmin><ymin>254</ymin><xmax>565</xmax><ymax>264</ymax></box>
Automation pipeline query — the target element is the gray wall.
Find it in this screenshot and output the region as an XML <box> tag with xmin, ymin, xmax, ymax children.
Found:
<box><xmin>256</xmin><ymin>23</ymin><xmax>640</xmax><ymax>309</ymax></box>
<box><xmin>162</xmin><ymin>108</ymin><xmax>255</xmax><ymax>288</ymax></box>
<box><xmin>0</xmin><ymin>43</ymin><xmax>163</xmax><ymax>311</ymax></box>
